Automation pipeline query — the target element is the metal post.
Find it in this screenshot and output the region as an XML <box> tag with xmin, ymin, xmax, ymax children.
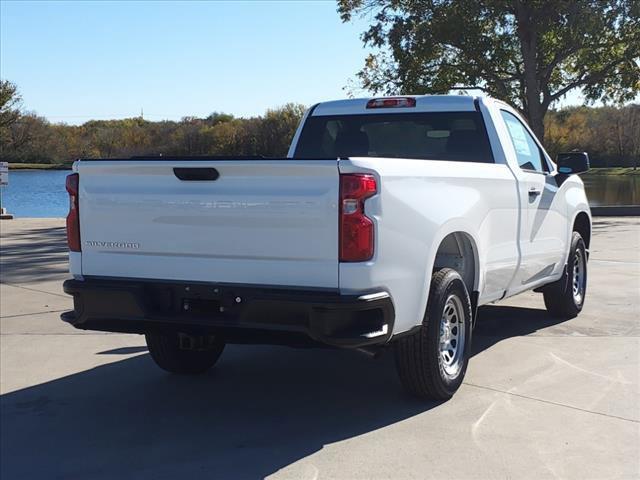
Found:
<box><xmin>0</xmin><ymin>162</ymin><xmax>12</xmax><ymax>219</ymax></box>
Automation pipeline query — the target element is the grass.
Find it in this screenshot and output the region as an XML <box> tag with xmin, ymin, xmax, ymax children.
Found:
<box><xmin>584</xmin><ymin>167</ymin><xmax>640</xmax><ymax>176</ymax></box>
<box><xmin>7</xmin><ymin>163</ymin><xmax>72</xmax><ymax>170</ymax></box>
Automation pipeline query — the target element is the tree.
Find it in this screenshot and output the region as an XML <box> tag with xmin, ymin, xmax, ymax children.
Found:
<box><xmin>338</xmin><ymin>0</ymin><xmax>640</xmax><ymax>141</ymax></box>
<box><xmin>0</xmin><ymin>80</ymin><xmax>23</xmax><ymax>151</ymax></box>
<box><xmin>258</xmin><ymin>103</ymin><xmax>307</xmax><ymax>156</ymax></box>
<box><xmin>0</xmin><ymin>80</ymin><xmax>22</xmax><ymax>128</ymax></box>
<box><xmin>544</xmin><ymin>103</ymin><xmax>640</xmax><ymax>167</ymax></box>
<box><xmin>206</xmin><ymin>112</ymin><xmax>235</xmax><ymax>126</ymax></box>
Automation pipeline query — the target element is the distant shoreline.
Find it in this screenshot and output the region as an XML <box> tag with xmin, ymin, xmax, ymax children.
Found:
<box><xmin>4</xmin><ymin>163</ymin><xmax>639</xmax><ymax>175</ymax></box>
<box><xmin>8</xmin><ymin>163</ymin><xmax>72</xmax><ymax>170</ymax></box>
<box><xmin>582</xmin><ymin>167</ymin><xmax>639</xmax><ymax>176</ymax></box>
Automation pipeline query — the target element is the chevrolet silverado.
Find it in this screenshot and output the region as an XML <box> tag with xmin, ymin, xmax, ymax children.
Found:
<box><xmin>61</xmin><ymin>95</ymin><xmax>591</xmax><ymax>400</ymax></box>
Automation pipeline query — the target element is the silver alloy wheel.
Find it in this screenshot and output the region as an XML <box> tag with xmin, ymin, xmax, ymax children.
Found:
<box><xmin>572</xmin><ymin>248</ymin><xmax>586</xmax><ymax>305</ymax></box>
<box><xmin>439</xmin><ymin>294</ymin><xmax>466</xmax><ymax>377</ymax></box>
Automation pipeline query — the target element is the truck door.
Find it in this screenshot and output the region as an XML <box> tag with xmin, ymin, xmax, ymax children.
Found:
<box><xmin>499</xmin><ymin>110</ymin><xmax>568</xmax><ymax>292</ymax></box>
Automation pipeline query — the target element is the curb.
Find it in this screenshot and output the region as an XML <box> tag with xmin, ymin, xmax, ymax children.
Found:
<box><xmin>591</xmin><ymin>205</ymin><xmax>640</xmax><ymax>216</ymax></box>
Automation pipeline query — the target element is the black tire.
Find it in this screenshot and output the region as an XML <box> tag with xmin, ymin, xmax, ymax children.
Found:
<box><xmin>543</xmin><ymin>232</ymin><xmax>587</xmax><ymax>319</ymax></box>
<box><xmin>145</xmin><ymin>332</ymin><xmax>225</xmax><ymax>374</ymax></box>
<box><xmin>394</xmin><ymin>268</ymin><xmax>473</xmax><ymax>400</ymax></box>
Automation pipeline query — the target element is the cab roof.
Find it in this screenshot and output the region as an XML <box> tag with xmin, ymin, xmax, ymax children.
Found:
<box><xmin>312</xmin><ymin>95</ymin><xmax>483</xmax><ymax>116</ymax></box>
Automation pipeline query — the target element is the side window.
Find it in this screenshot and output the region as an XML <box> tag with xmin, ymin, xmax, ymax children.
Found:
<box><xmin>500</xmin><ymin>110</ymin><xmax>548</xmax><ymax>173</ymax></box>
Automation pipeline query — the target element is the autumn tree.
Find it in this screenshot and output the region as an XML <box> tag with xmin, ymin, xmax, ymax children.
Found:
<box><xmin>1</xmin><ymin>79</ymin><xmax>637</xmax><ymax>168</ymax></box>
<box><xmin>544</xmin><ymin>103</ymin><xmax>640</xmax><ymax>167</ymax></box>
<box><xmin>338</xmin><ymin>0</ymin><xmax>640</xmax><ymax>141</ymax></box>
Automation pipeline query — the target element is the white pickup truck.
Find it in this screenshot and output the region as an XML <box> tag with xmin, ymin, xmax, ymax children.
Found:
<box><xmin>62</xmin><ymin>95</ymin><xmax>591</xmax><ymax>400</ymax></box>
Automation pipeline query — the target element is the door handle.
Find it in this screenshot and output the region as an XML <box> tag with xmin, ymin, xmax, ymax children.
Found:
<box><xmin>528</xmin><ymin>187</ymin><xmax>542</xmax><ymax>197</ymax></box>
<box><xmin>173</xmin><ymin>168</ymin><xmax>219</xmax><ymax>181</ymax></box>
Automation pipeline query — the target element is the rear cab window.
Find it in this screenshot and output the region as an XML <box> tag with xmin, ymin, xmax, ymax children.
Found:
<box><xmin>294</xmin><ymin>112</ymin><xmax>494</xmax><ymax>163</ymax></box>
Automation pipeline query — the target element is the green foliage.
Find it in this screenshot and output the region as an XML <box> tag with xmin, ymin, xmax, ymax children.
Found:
<box><xmin>545</xmin><ymin>103</ymin><xmax>640</xmax><ymax>168</ymax></box>
<box><xmin>338</xmin><ymin>0</ymin><xmax>640</xmax><ymax>140</ymax></box>
<box><xmin>0</xmin><ymin>80</ymin><xmax>22</xmax><ymax>126</ymax></box>
<box><xmin>2</xmin><ymin>78</ymin><xmax>636</xmax><ymax>168</ymax></box>
<box><xmin>0</xmin><ymin>100</ymin><xmax>307</xmax><ymax>164</ymax></box>
<box><xmin>0</xmin><ymin>79</ymin><xmax>23</xmax><ymax>151</ymax></box>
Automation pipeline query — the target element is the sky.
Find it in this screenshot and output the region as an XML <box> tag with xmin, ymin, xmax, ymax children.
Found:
<box><xmin>1</xmin><ymin>0</ymin><xmax>586</xmax><ymax>125</ymax></box>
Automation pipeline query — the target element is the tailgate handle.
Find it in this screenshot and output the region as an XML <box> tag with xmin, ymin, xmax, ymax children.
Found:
<box><xmin>173</xmin><ymin>168</ymin><xmax>219</xmax><ymax>181</ymax></box>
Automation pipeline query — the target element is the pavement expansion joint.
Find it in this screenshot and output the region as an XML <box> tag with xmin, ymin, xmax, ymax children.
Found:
<box><xmin>464</xmin><ymin>382</ymin><xmax>640</xmax><ymax>424</ymax></box>
<box><xmin>0</xmin><ymin>281</ymin><xmax>70</xmax><ymax>299</ymax></box>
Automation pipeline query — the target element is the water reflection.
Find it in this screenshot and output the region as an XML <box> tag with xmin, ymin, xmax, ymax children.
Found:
<box><xmin>583</xmin><ymin>175</ymin><xmax>640</xmax><ymax>206</ymax></box>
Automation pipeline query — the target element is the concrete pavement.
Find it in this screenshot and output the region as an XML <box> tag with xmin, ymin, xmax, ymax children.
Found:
<box><xmin>1</xmin><ymin>218</ymin><xmax>639</xmax><ymax>479</ymax></box>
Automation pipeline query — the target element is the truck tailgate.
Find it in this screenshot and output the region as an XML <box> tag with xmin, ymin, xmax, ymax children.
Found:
<box><xmin>77</xmin><ymin>160</ymin><xmax>339</xmax><ymax>288</ymax></box>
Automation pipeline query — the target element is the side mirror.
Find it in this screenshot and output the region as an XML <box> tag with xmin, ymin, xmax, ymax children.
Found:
<box><xmin>556</xmin><ymin>152</ymin><xmax>590</xmax><ymax>175</ymax></box>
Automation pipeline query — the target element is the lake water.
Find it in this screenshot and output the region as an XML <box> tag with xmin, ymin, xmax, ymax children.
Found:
<box><xmin>2</xmin><ymin>170</ymin><xmax>71</xmax><ymax>218</ymax></box>
<box><xmin>582</xmin><ymin>175</ymin><xmax>640</xmax><ymax>207</ymax></box>
<box><xmin>1</xmin><ymin>169</ymin><xmax>639</xmax><ymax>218</ymax></box>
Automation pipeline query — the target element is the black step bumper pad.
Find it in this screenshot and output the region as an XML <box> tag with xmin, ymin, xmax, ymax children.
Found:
<box><xmin>62</xmin><ymin>278</ymin><xmax>394</xmax><ymax>348</ymax></box>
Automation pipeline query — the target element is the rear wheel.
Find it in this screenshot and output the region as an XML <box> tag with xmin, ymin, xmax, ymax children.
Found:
<box><xmin>543</xmin><ymin>232</ymin><xmax>587</xmax><ymax>319</ymax></box>
<box><xmin>394</xmin><ymin>268</ymin><xmax>472</xmax><ymax>400</ymax></box>
<box><xmin>145</xmin><ymin>332</ymin><xmax>225</xmax><ymax>374</ymax></box>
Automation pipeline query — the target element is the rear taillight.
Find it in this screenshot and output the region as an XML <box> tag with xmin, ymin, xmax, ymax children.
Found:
<box><xmin>339</xmin><ymin>174</ymin><xmax>377</xmax><ymax>262</ymax></box>
<box><xmin>366</xmin><ymin>97</ymin><xmax>416</xmax><ymax>109</ymax></box>
<box><xmin>66</xmin><ymin>173</ymin><xmax>81</xmax><ymax>252</ymax></box>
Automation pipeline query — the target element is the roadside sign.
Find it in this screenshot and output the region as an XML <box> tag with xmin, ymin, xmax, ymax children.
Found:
<box><xmin>0</xmin><ymin>162</ymin><xmax>7</xmax><ymax>186</ymax></box>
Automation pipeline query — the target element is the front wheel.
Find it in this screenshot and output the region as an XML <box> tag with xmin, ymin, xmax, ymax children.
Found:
<box><xmin>394</xmin><ymin>268</ymin><xmax>472</xmax><ymax>400</ymax></box>
<box><xmin>145</xmin><ymin>332</ymin><xmax>225</xmax><ymax>374</ymax></box>
<box><xmin>543</xmin><ymin>232</ymin><xmax>587</xmax><ymax>319</ymax></box>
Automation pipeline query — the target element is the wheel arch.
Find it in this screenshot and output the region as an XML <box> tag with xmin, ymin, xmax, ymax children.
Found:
<box><xmin>418</xmin><ymin>224</ymin><xmax>482</xmax><ymax>329</ymax></box>
<box><xmin>573</xmin><ymin>211</ymin><xmax>591</xmax><ymax>250</ymax></box>
<box><xmin>432</xmin><ymin>231</ymin><xmax>479</xmax><ymax>295</ymax></box>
